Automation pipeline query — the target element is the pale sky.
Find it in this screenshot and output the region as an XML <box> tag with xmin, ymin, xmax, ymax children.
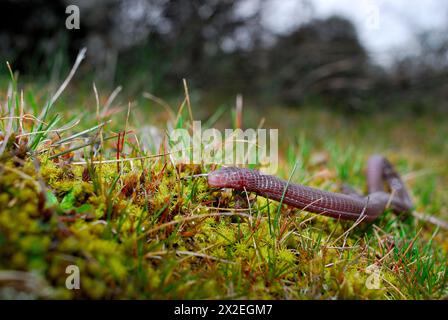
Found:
<box><xmin>259</xmin><ymin>0</ymin><xmax>448</xmax><ymax>65</ymax></box>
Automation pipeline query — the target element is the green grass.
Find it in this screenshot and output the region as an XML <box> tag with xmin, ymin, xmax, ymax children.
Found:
<box><xmin>0</xmin><ymin>66</ymin><xmax>447</xmax><ymax>299</ymax></box>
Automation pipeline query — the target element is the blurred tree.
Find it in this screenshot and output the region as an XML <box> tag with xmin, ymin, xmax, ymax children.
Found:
<box><xmin>379</xmin><ymin>30</ymin><xmax>448</xmax><ymax>113</ymax></box>
<box><xmin>122</xmin><ymin>0</ymin><xmax>263</xmax><ymax>92</ymax></box>
<box><xmin>263</xmin><ymin>16</ymin><xmax>372</xmax><ymax>110</ymax></box>
<box><xmin>0</xmin><ymin>0</ymin><xmax>79</xmax><ymax>72</ymax></box>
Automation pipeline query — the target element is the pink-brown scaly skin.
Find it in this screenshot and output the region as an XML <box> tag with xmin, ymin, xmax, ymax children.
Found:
<box><xmin>208</xmin><ymin>155</ymin><xmax>413</xmax><ymax>222</ymax></box>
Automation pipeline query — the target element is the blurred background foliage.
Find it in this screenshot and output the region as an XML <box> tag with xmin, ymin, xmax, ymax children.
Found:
<box><xmin>1</xmin><ymin>0</ymin><xmax>448</xmax><ymax>114</ymax></box>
